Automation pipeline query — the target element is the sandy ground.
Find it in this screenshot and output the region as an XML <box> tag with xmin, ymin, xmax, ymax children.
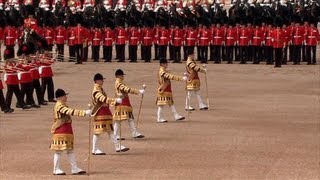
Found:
<box><xmin>0</xmin><ymin>45</ymin><xmax>320</xmax><ymax>180</ymax></box>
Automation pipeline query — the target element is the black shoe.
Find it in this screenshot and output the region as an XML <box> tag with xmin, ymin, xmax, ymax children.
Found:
<box><xmin>32</xmin><ymin>104</ymin><xmax>41</xmax><ymax>108</ymax></box>
<box><xmin>274</xmin><ymin>65</ymin><xmax>281</xmax><ymax>68</ymax></box>
<box><xmin>49</xmin><ymin>99</ymin><xmax>57</xmax><ymax>102</ymax></box>
<box><xmin>92</xmin><ymin>152</ymin><xmax>106</xmax><ymax>155</ymax></box>
<box><xmin>72</xmin><ymin>171</ymin><xmax>86</xmax><ymax>175</ymax></box>
<box><xmin>117</xmin><ymin>60</ymin><xmax>125</xmax><ymax>62</ymax></box>
<box><xmin>185</xmin><ymin>108</ymin><xmax>195</xmax><ymax>111</ymax></box>
<box><xmin>145</xmin><ymin>60</ymin><xmax>151</xmax><ymax>63</ymax></box>
<box><xmin>75</xmin><ymin>62</ymin><xmax>82</xmax><ymax>64</ymax></box>
<box><xmin>133</xmin><ymin>134</ymin><xmax>145</xmax><ymax>139</ymax></box>
<box><xmin>53</xmin><ymin>172</ymin><xmax>66</xmax><ymax>176</ymax></box>
<box><xmin>22</xmin><ymin>105</ymin><xmax>32</xmax><ymax>109</ymax></box>
<box><xmin>4</xmin><ymin>108</ymin><xmax>14</xmax><ymax>113</ymax></box>
<box><xmin>200</xmin><ymin>107</ymin><xmax>209</xmax><ymax>110</ymax></box>
<box><xmin>116</xmin><ymin>147</ymin><xmax>130</xmax><ymax>152</ymax></box>
<box><xmin>176</xmin><ymin>116</ymin><xmax>186</xmax><ymax>121</ymax></box>
<box><xmin>104</xmin><ymin>60</ymin><xmax>111</xmax><ymax>62</ymax></box>
<box><xmin>40</xmin><ymin>101</ymin><xmax>48</xmax><ymax>105</ymax></box>
<box><xmin>129</xmin><ymin>60</ymin><xmax>137</xmax><ymax>63</ymax></box>
<box><xmin>116</xmin><ymin>137</ymin><xmax>126</xmax><ymax>140</ymax></box>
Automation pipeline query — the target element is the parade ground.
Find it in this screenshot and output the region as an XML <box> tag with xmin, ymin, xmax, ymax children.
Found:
<box><xmin>0</xmin><ymin>60</ymin><xmax>319</xmax><ymax>179</ymax></box>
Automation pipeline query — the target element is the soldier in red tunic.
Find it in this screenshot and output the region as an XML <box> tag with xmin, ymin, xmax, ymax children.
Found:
<box><xmin>102</xmin><ymin>24</ymin><xmax>114</xmax><ymax>62</ymax></box>
<box><xmin>239</xmin><ymin>19</ymin><xmax>250</xmax><ymax>64</ymax></box>
<box><xmin>0</xmin><ymin>69</ymin><xmax>14</xmax><ymax>113</ymax></box>
<box><xmin>3</xmin><ymin>19</ymin><xmax>18</xmax><ymax>59</ymax></box>
<box><xmin>184</xmin><ymin>24</ymin><xmax>198</xmax><ymax>61</ymax></box>
<box><xmin>158</xmin><ymin>25</ymin><xmax>170</xmax><ymax>60</ymax></box>
<box><xmin>212</xmin><ymin>19</ymin><xmax>225</xmax><ymax>64</ymax></box>
<box><xmin>264</xmin><ymin>20</ymin><xmax>273</xmax><ymax>65</ymax></box>
<box><xmin>67</xmin><ymin>25</ymin><xmax>76</xmax><ymax>61</ymax></box>
<box><xmin>115</xmin><ymin>24</ymin><xmax>127</xmax><ymax>62</ymax></box>
<box><xmin>252</xmin><ymin>19</ymin><xmax>264</xmax><ymax>64</ymax></box>
<box><xmin>3</xmin><ymin>50</ymin><xmax>31</xmax><ymax>110</ymax></box>
<box><xmin>272</xmin><ymin>18</ymin><xmax>285</xmax><ymax>68</ymax></box>
<box><xmin>292</xmin><ymin>16</ymin><xmax>305</xmax><ymax>65</ymax></box>
<box><xmin>54</xmin><ymin>22</ymin><xmax>67</xmax><ymax>61</ymax></box>
<box><xmin>91</xmin><ymin>25</ymin><xmax>103</xmax><ymax>62</ymax></box>
<box><xmin>128</xmin><ymin>26</ymin><xmax>141</xmax><ymax>62</ymax></box>
<box><xmin>171</xmin><ymin>24</ymin><xmax>184</xmax><ymax>63</ymax></box>
<box><xmin>39</xmin><ymin>54</ymin><xmax>56</xmax><ymax>102</ymax></box>
<box><xmin>305</xmin><ymin>19</ymin><xmax>320</xmax><ymax>65</ymax></box>
<box><xmin>141</xmin><ymin>23</ymin><xmax>154</xmax><ymax>62</ymax></box>
<box><xmin>43</xmin><ymin>20</ymin><xmax>56</xmax><ymax>52</ymax></box>
<box><xmin>50</xmin><ymin>88</ymin><xmax>91</xmax><ymax>175</ymax></box>
<box><xmin>198</xmin><ymin>23</ymin><xmax>210</xmax><ymax>64</ymax></box>
<box><xmin>74</xmin><ymin>15</ymin><xmax>88</xmax><ymax>64</ymax></box>
<box><xmin>225</xmin><ymin>18</ymin><xmax>236</xmax><ymax>64</ymax></box>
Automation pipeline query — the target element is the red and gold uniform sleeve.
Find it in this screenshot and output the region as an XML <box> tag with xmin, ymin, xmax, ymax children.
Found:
<box><xmin>186</xmin><ymin>57</ymin><xmax>205</xmax><ymax>73</ymax></box>
<box><xmin>115</xmin><ymin>78</ymin><xmax>139</xmax><ymax>95</ymax></box>
<box><xmin>159</xmin><ymin>68</ymin><xmax>183</xmax><ymax>81</ymax></box>
<box><xmin>92</xmin><ymin>84</ymin><xmax>116</xmax><ymax>106</ymax></box>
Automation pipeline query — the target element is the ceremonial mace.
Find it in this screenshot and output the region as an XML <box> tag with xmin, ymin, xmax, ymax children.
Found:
<box><xmin>135</xmin><ymin>84</ymin><xmax>147</xmax><ymax>130</ymax></box>
<box><xmin>202</xmin><ymin>64</ymin><xmax>210</xmax><ymax>109</ymax></box>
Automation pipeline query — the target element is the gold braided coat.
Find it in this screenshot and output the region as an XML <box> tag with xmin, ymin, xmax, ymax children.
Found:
<box><xmin>50</xmin><ymin>100</ymin><xmax>86</xmax><ymax>151</ymax></box>
<box><xmin>91</xmin><ymin>84</ymin><xmax>116</xmax><ymax>134</ymax></box>
<box><xmin>156</xmin><ymin>66</ymin><xmax>183</xmax><ymax>106</ymax></box>
<box><xmin>186</xmin><ymin>56</ymin><xmax>206</xmax><ymax>91</ymax></box>
<box><xmin>113</xmin><ymin>78</ymin><xmax>139</xmax><ymax>121</ymax></box>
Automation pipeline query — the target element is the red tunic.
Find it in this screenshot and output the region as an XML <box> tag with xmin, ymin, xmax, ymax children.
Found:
<box><xmin>212</xmin><ymin>27</ymin><xmax>225</xmax><ymax>46</ymax></box>
<box><xmin>198</xmin><ymin>27</ymin><xmax>210</xmax><ymax>46</ymax></box>
<box><xmin>4</xmin><ymin>69</ymin><xmax>19</xmax><ymax>85</ymax></box>
<box><xmin>4</xmin><ymin>26</ymin><xmax>18</xmax><ymax>46</ymax></box>
<box><xmin>43</xmin><ymin>27</ymin><xmax>55</xmax><ymax>45</ymax></box>
<box><xmin>292</xmin><ymin>26</ymin><xmax>305</xmax><ymax>45</ymax></box>
<box><xmin>55</xmin><ymin>26</ymin><xmax>67</xmax><ymax>45</ymax></box>
<box><xmin>74</xmin><ymin>25</ymin><xmax>87</xmax><ymax>45</ymax></box>
<box><xmin>272</xmin><ymin>28</ymin><xmax>285</xmax><ymax>49</ymax></box>
<box><xmin>225</xmin><ymin>27</ymin><xmax>236</xmax><ymax>46</ymax></box>
<box><xmin>91</xmin><ymin>29</ymin><xmax>102</xmax><ymax>46</ymax></box>
<box><xmin>103</xmin><ymin>28</ymin><xmax>114</xmax><ymax>46</ymax></box>
<box><xmin>184</xmin><ymin>28</ymin><xmax>198</xmax><ymax>46</ymax></box>
<box><xmin>252</xmin><ymin>27</ymin><xmax>264</xmax><ymax>46</ymax></box>
<box><xmin>39</xmin><ymin>62</ymin><xmax>53</xmax><ymax>78</ymax></box>
<box><xmin>141</xmin><ymin>27</ymin><xmax>153</xmax><ymax>46</ymax></box>
<box><xmin>171</xmin><ymin>28</ymin><xmax>184</xmax><ymax>46</ymax></box>
<box><xmin>115</xmin><ymin>27</ymin><xmax>127</xmax><ymax>45</ymax></box>
<box><xmin>158</xmin><ymin>28</ymin><xmax>170</xmax><ymax>46</ymax></box>
<box><xmin>306</xmin><ymin>27</ymin><xmax>320</xmax><ymax>46</ymax></box>
<box><xmin>128</xmin><ymin>27</ymin><xmax>141</xmax><ymax>46</ymax></box>
<box><xmin>67</xmin><ymin>27</ymin><xmax>76</xmax><ymax>46</ymax></box>
<box><xmin>239</xmin><ymin>27</ymin><xmax>250</xmax><ymax>46</ymax></box>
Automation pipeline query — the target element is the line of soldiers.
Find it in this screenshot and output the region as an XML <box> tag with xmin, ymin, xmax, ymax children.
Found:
<box><xmin>0</xmin><ymin>50</ymin><xmax>56</xmax><ymax>113</ymax></box>
<box><xmin>48</xmin><ymin>49</ymin><xmax>208</xmax><ymax>175</ymax></box>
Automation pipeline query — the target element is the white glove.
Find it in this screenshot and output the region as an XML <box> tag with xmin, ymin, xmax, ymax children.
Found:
<box><xmin>116</xmin><ymin>98</ymin><xmax>122</xmax><ymax>104</ymax></box>
<box><xmin>182</xmin><ymin>76</ymin><xmax>188</xmax><ymax>81</ymax></box>
<box><xmin>4</xmin><ymin>73</ymin><xmax>7</xmax><ymax>82</ymax></box>
<box><xmin>85</xmin><ymin>109</ymin><xmax>92</xmax><ymax>116</ymax></box>
<box><xmin>17</xmin><ymin>72</ymin><xmax>21</xmax><ymax>80</ymax></box>
<box><xmin>139</xmin><ymin>89</ymin><xmax>145</xmax><ymax>94</ymax></box>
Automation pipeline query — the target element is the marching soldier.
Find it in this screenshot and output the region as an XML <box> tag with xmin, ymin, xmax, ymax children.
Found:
<box><xmin>282</xmin><ymin>20</ymin><xmax>290</xmax><ymax>64</ymax></box>
<box><xmin>185</xmin><ymin>51</ymin><xmax>208</xmax><ymax>111</ymax></box>
<box><xmin>0</xmin><ymin>69</ymin><xmax>14</xmax><ymax>113</ymax></box>
<box><xmin>156</xmin><ymin>58</ymin><xmax>187</xmax><ymax>123</ymax></box>
<box><xmin>102</xmin><ymin>24</ymin><xmax>114</xmax><ymax>62</ymax></box>
<box><xmin>39</xmin><ymin>54</ymin><xmax>56</xmax><ymax>102</ymax></box>
<box><xmin>113</xmin><ymin>69</ymin><xmax>145</xmax><ymax>139</ymax></box>
<box><xmin>209</xmin><ymin>22</ymin><xmax>216</xmax><ymax>62</ymax></box>
<box><xmin>305</xmin><ymin>19</ymin><xmax>319</xmax><ymax>65</ymax></box>
<box><xmin>50</xmin><ymin>88</ymin><xmax>91</xmax><ymax>175</ymax></box>
<box><xmin>16</xmin><ymin>57</ymin><xmax>40</xmax><ymax>108</ymax></box>
<box><xmin>287</xmin><ymin>21</ymin><xmax>295</xmax><ymax>62</ymax></box>
<box><xmin>91</xmin><ymin>73</ymin><xmax>129</xmax><ymax>155</ymax></box>
<box><xmin>3</xmin><ymin>51</ymin><xmax>31</xmax><ymax>110</ymax></box>
<box><xmin>29</xmin><ymin>56</ymin><xmax>47</xmax><ymax>105</ymax></box>
<box><xmin>153</xmin><ymin>24</ymin><xmax>160</xmax><ymax>60</ymax></box>
<box><xmin>54</xmin><ymin>23</ymin><xmax>67</xmax><ymax>62</ymax></box>
<box><xmin>301</xmin><ymin>19</ymin><xmax>309</xmax><ymax>62</ymax></box>
<box><xmin>23</xmin><ymin>6</ymin><xmax>39</xmax><ymax>33</ymax></box>
<box><xmin>91</xmin><ymin>25</ymin><xmax>102</xmax><ymax>62</ymax></box>
<box><xmin>128</xmin><ymin>26</ymin><xmax>141</xmax><ymax>63</ymax></box>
